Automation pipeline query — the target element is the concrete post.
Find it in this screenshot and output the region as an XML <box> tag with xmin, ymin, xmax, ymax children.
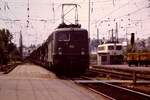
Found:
<box><xmin>133</xmin><ymin>71</ymin><xmax>137</xmax><ymax>84</ymax></box>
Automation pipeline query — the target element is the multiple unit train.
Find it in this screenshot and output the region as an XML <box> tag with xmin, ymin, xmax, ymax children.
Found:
<box><xmin>97</xmin><ymin>42</ymin><xmax>124</xmax><ymax>65</ymax></box>
<box><xmin>29</xmin><ymin>24</ymin><xmax>89</xmax><ymax>76</ymax></box>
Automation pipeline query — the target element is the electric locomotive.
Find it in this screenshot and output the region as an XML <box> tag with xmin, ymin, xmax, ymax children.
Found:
<box><xmin>47</xmin><ymin>24</ymin><xmax>89</xmax><ymax>76</ymax></box>
<box><xmin>29</xmin><ymin>4</ymin><xmax>89</xmax><ymax>76</ymax></box>
<box><xmin>29</xmin><ymin>24</ymin><xmax>89</xmax><ymax>76</ymax></box>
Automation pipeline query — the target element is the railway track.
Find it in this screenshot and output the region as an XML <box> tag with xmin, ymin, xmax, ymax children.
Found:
<box><xmin>75</xmin><ymin>80</ymin><xmax>150</xmax><ymax>100</ymax></box>
<box><xmin>70</xmin><ymin>65</ymin><xmax>150</xmax><ymax>100</ymax></box>
<box><xmin>89</xmin><ymin>66</ymin><xmax>150</xmax><ymax>82</ymax></box>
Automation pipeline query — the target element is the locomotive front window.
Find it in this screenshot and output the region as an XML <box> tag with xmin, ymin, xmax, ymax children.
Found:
<box><xmin>98</xmin><ymin>46</ymin><xmax>105</xmax><ymax>51</ymax></box>
<box><xmin>72</xmin><ymin>31</ymin><xmax>87</xmax><ymax>41</ymax></box>
<box><xmin>57</xmin><ymin>32</ymin><xmax>70</xmax><ymax>41</ymax></box>
<box><xmin>116</xmin><ymin>46</ymin><xmax>122</xmax><ymax>50</ymax></box>
<box><xmin>108</xmin><ymin>46</ymin><xmax>114</xmax><ymax>50</ymax></box>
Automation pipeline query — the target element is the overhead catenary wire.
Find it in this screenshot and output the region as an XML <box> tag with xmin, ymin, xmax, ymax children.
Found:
<box><xmin>0</xmin><ymin>0</ymin><xmax>150</xmax><ymax>45</ymax></box>
<box><xmin>94</xmin><ymin>0</ymin><xmax>149</xmax><ymax>25</ymax></box>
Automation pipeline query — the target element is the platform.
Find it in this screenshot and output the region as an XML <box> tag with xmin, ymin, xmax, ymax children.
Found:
<box><xmin>0</xmin><ymin>63</ymin><xmax>108</xmax><ymax>100</ymax></box>
<box><xmin>92</xmin><ymin>64</ymin><xmax>150</xmax><ymax>74</ymax></box>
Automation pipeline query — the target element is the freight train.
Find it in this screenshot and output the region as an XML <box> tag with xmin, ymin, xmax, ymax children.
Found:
<box><xmin>29</xmin><ymin>23</ymin><xmax>89</xmax><ymax>76</ymax></box>
<box><xmin>126</xmin><ymin>33</ymin><xmax>150</xmax><ymax>66</ymax></box>
<box><xmin>127</xmin><ymin>52</ymin><xmax>150</xmax><ymax>66</ymax></box>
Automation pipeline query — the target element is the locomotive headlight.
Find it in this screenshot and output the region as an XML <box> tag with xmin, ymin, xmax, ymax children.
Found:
<box><xmin>58</xmin><ymin>47</ymin><xmax>62</xmax><ymax>55</ymax></box>
<box><xmin>81</xmin><ymin>48</ymin><xmax>85</xmax><ymax>55</ymax></box>
<box><xmin>59</xmin><ymin>51</ymin><xmax>62</xmax><ymax>55</ymax></box>
<box><xmin>81</xmin><ymin>51</ymin><xmax>85</xmax><ymax>55</ymax></box>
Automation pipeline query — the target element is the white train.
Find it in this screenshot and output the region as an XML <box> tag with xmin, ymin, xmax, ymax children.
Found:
<box><xmin>97</xmin><ymin>43</ymin><xmax>124</xmax><ymax>65</ymax></box>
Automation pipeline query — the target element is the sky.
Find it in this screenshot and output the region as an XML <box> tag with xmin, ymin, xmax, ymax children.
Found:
<box><xmin>0</xmin><ymin>0</ymin><xmax>150</xmax><ymax>46</ymax></box>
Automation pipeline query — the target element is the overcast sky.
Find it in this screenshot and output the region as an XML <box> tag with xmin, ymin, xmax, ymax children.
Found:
<box><xmin>0</xmin><ymin>0</ymin><xmax>150</xmax><ymax>46</ymax></box>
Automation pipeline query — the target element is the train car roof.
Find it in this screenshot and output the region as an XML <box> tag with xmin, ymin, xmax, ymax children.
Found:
<box><xmin>54</xmin><ymin>27</ymin><xmax>88</xmax><ymax>32</ymax></box>
<box><xmin>98</xmin><ymin>43</ymin><xmax>122</xmax><ymax>47</ymax></box>
<box><xmin>46</xmin><ymin>24</ymin><xmax>88</xmax><ymax>43</ymax></box>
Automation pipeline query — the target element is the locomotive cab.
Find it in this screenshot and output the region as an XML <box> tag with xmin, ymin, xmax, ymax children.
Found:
<box><xmin>47</xmin><ymin>26</ymin><xmax>89</xmax><ymax>76</ymax></box>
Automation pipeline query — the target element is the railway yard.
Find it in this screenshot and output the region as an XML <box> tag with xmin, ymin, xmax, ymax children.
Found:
<box><xmin>77</xmin><ymin>65</ymin><xmax>150</xmax><ymax>100</ymax></box>
<box><xmin>1</xmin><ymin>1</ymin><xmax>150</xmax><ymax>100</ymax></box>
<box><xmin>0</xmin><ymin>63</ymin><xmax>150</xmax><ymax>100</ymax></box>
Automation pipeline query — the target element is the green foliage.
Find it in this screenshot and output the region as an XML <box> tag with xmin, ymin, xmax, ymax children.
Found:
<box><xmin>0</xmin><ymin>28</ymin><xmax>20</xmax><ymax>65</ymax></box>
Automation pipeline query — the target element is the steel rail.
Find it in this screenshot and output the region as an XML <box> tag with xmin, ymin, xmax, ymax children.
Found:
<box><xmin>76</xmin><ymin>81</ymin><xmax>150</xmax><ymax>100</ymax></box>
<box><xmin>90</xmin><ymin>68</ymin><xmax>150</xmax><ymax>80</ymax></box>
<box><xmin>91</xmin><ymin>65</ymin><xmax>150</xmax><ymax>83</ymax></box>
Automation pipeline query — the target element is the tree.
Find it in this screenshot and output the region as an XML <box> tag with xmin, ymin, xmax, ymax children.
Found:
<box><xmin>0</xmin><ymin>29</ymin><xmax>6</xmax><ymax>64</ymax></box>
<box><xmin>0</xmin><ymin>28</ymin><xmax>18</xmax><ymax>65</ymax></box>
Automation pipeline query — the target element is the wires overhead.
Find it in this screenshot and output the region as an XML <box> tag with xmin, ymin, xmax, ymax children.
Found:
<box><xmin>26</xmin><ymin>0</ymin><xmax>30</xmax><ymax>28</ymax></box>
<box><xmin>0</xmin><ymin>0</ymin><xmax>10</xmax><ymax>11</ymax></box>
<box><xmin>0</xmin><ymin>0</ymin><xmax>150</xmax><ymax>45</ymax></box>
<box><xmin>94</xmin><ymin>0</ymin><xmax>149</xmax><ymax>25</ymax></box>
